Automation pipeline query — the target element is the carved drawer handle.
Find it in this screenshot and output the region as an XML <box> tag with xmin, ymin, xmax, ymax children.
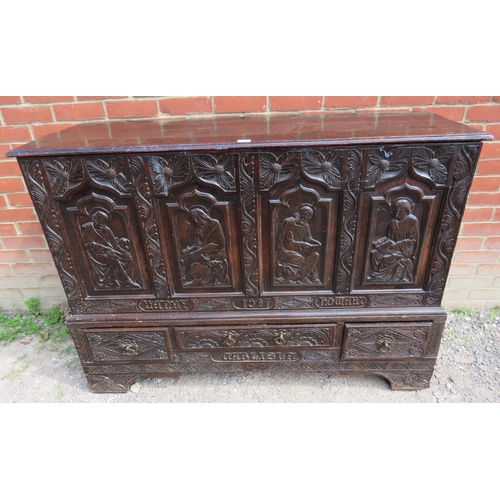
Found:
<box><xmin>375</xmin><ymin>335</ymin><xmax>394</xmax><ymax>354</ymax></box>
<box><xmin>223</xmin><ymin>332</ymin><xmax>239</xmax><ymax>347</ymax></box>
<box><xmin>120</xmin><ymin>341</ymin><xmax>139</xmax><ymax>356</ymax></box>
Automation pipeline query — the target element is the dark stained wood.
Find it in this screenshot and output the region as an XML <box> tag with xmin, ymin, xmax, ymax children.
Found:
<box><xmin>9</xmin><ymin>112</ymin><xmax>490</xmax><ymax>393</ymax></box>
<box><xmin>7</xmin><ymin>112</ymin><xmax>491</xmax><ymax>158</ymax></box>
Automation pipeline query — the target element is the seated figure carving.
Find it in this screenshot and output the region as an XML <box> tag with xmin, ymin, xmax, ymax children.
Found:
<box><xmin>181</xmin><ymin>207</ymin><xmax>230</xmax><ymax>287</ymax></box>
<box><xmin>276</xmin><ymin>204</ymin><xmax>321</xmax><ymax>284</ymax></box>
<box><xmin>370</xmin><ymin>198</ymin><xmax>420</xmax><ymax>282</ymax></box>
<box><xmin>81</xmin><ymin>209</ymin><xmax>140</xmax><ymax>289</ymax></box>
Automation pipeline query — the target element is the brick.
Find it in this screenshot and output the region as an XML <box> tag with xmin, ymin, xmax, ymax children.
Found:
<box><xmin>269</xmin><ymin>96</ymin><xmax>322</xmax><ymax>111</ymax></box>
<box><xmin>7</xmin><ymin>193</ymin><xmax>33</xmax><ymax>207</ymax></box>
<box><xmin>0</xmin><ymin>177</ymin><xmax>26</xmax><ymax>192</ymax></box>
<box><xmin>0</xmin><ymin>288</ymin><xmax>24</xmax><ymax>299</ymax></box>
<box><xmin>467</xmin><ymin>105</ymin><xmax>500</xmax><ymax>122</ymax></box>
<box><xmin>448</xmin><ymin>263</ymin><xmax>477</xmax><ymax>276</ymax></box>
<box><xmin>2</xmin><ymin>105</ymin><xmax>53</xmax><ymax>124</ymax></box>
<box><xmin>0</xmin><ymin>144</ymin><xmax>12</xmax><ymax>158</ymax></box>
<box><xmin>436</xmin><ymin>96</ymin><xmax>490</xmax><ymax>104</ymax></box>
<box><xmin>0</xmin><ymin>160</ymin><xmax>22</xmax><ymax>176</ymax></box>
<box><xmin>461</xmin><ymin>222</ymin><xmax>500</xmax><ymax>236</ymax></box>
<box><xmin>0</xmin><ymin>264</ymin><xmax>11</xmax><ymax>275</ymax></box>
<box><xmin>214</xmin><ymin>96</ymin><xmax>267</xmax><ymax>113</ymax></box>
<box><xmin>2</xmin><ymin>236</ymin><xmax>47</xmax><ymax>250</ymax></box>
<box><xmin>380</xmin><ymin>96</ymin><xmax>434</xmax><ymax>106</ymax></box>
<box><xmin>0</xmin><ymin>249</ymin><xmax>29</xmax><ymax>263</ymax></box>
<box><xmin>486</xmin><ymin>300</ymin><xmax>500</xmax><ymax>309</ymax></box>
<box><xmin>485</xmin><ymin>237</ymin><xmax>500</xmax><ymax>249</ymax></box>
<box><xmin>77</xmin><ymin>96</ymin><xmax>125</xmax><ymax>101</ymax></box>
<box><xmin>0</xmin><ymin>126</ymin><xmax>31</xmax><ymax>142</ymax></box>
<box><xmin>32</xmin><ymin>123</ymin><xmax>76</xmax><ymax>139</ymax></box>
<box><xmin>12</xmin><ymin>262</ymin><xmax>55</xmax><ymax>275</ymax></box>
<box><xmin>454</xmin><ymin>250</ymin><xmax>500</xmax><ymax>263</ymax></box>
<box><xmin>443</xmin><ymin>299</ymin><xmax>486</xmax><ymax>311</ymax></box>
<box><xmin>21</xmin><ymin>287</ymin><xmax>65</xmax><ymax>299</ymax></box>
<box><xmin>17</xmin><ymin>222</ymin><xmax>43</xmax><ymax>235</ymax></box>
<box><xmin>0</xmin><ymin>195</ymin><xmax>6</xmax><ymax>208</ymax></box>
<box><xmin>159</xmin><ymin>97</ymin><xmax>212</xmax><ymax>115</ymax></box>
<box><xmin>485</xmin><ymin>124</ymin><xmax>500</xmax><ymax>139</ymax></box>
<box><xmin>455</xmin><ymin>237</ymin><xmax>484</xmax><ymax>250</ymax></box>
<box><xmin>468</xmin><ymin>192</ymin><xmax>500</xmax><ymax>206</ymax></box>
<box><xmin>0</xmin><ymin>207</ymin><xmax>36</xmax><ymax>223</ymax></box>
<box><xmin>53</xmin><ymin>102</ymin><xmax>105</xmax><ymax>121</ymax></box>
<box><xmin>415</xmin><ymin>106</ymin><xmax>466</xmax><ymax>122</ymax></box>
<box><xmin>462</xmin><ymin>207</ymin><xmax>494</xmax><ymax>221</ymax></box>
<box><xmin>0</xmin><ymin>96</ymin><xmax>22</xmax><ymax>105</ymax></box>
<box><xmin>29</xmin><ymin>250</ymin><xmax>53</xmax><ymax>261</ymax></box>
<box><xmin>39</xmin><ymin>275</ymin><xmax>63</xmax><ymax>286</ymax></box>
<box><xmin>23</xmin><ymin>96</ymin><xmax>74</xmax><ymax>103</ymax></box>
<box><xmin>442</xmin><ymin>288</ymin><xmax>469</xmax><ymax>300</ymax></box>
<box><xmin>470</xmin><ymin>176</ymin><xmax>500</xmax><ymax>191</ymax></box>
<box><xmin>324</xmin><ymin>96</ymin><xmax>378</xmax><ymax>108</ymax></box>
<box><xmin>106</xmin><ymin>99</ymin><xmax>158</xmax><ymax>118</ymax></box>
<box><xmin>447</xmin><ymin>276</ymin><xmax>493</xmax><ymax>289</ymax></box>
<box><xmin>493</xmin><ymin>278</ymin><xmax>500</xmax><ymax>288</ymax></box>
<box><xmin>0</xmin><ymin>223</ymin><xmax>17</xmax><ymax>236</ymax></box>
<box><xmin>0</xmin><ymin>276</ymin><xmax>40</xmax><ymax>287</ymax></box>
<box><xmin>480</xmin><ymin>141</ymin><xmax>500</xmax><ymax>159</ymax></box>
<box><xmin>469</xmin><ymin>288</ymin><xmax>500</xmax><ymax>300</ymax></box>
<box><xmin>476</xmin><ymin>159</ymin><xmax>500</xmax><ymax>175</ymax></box>
<box><xmin>477</xmin><ymin>263</ymin><xmax>500</xmax><ymax>275</ymax></box>
<box><xmin>357</xmin><ymin>107</ymin><xmax>412</xmax><ymax>114</ymax></box>
<box><xmin>494</xmin><ymin>209</ymin><xmax>500</xmax><ymax>221</ymax></box>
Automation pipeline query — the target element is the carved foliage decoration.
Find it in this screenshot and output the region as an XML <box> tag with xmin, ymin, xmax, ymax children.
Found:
<box><xmin>366</xmin><ymin>147</ymin><xmax>410</xmax><ymax>187</ymax></box>
<box><xmin>129</xmin><ymin>156</ymin><xmax>170</xmax><ymax>297</ymax></box>
<box><xmin>336</xmin><ymin>149</ymin><xmax>362</xmax><ymax>293</ymax></box>
<box><xmin>413</xmin><ymin>146</ymin><xmax>454</xmax><ymax>185</ymax></box>
<box><xmin>344</xmin><ymin>323</ymin><xmax>431</xmax><ymax>359</ymax></box>
<box><xmin>428</xmin><ymin>145</ymin><xmax>479</xmax><ymax>293</ymax></box>
<box><xmin>19</xmin><ymin>160</ymin><xmax>82</xmax><ymax>300</ymax></box>
<box><xmin>148</xmin><ymin>155</ymin><xmax>190</xmax><ymax>196</ymax></box>
<box><xmin>177</xmin><ymin>326</ymin><xmax>333</xmax><ymax>349</ymax></box>
<box><xmin>85</xmin><ymin>157</ymin><xmax>130</xmax><ymax>196</ymax></box>
<box><xmin>76</xmin><ymin>194</ymin><xmax>142</xmax><ymax>291</ymax></box>
<box><xmin>302</xmin><ymin>149</ymin><xmax>342</xmax><ymax>189</ymax></box>
<box><xmin>43</xmin><ymin>158</ymin><xmax>85</xmax><ymax>198</ymax></box>
<box><xmin>259</xmin><ymin>151</ymin><xmax>299</xmax><ymax>190</ymax></box>
<box><xmin>192</xmin><ymin>153</ymin><xmax>235</xmax><ymax>192</ymax></box>
<box><xmin>86</xmin><ymin>331</ymin><xmax>170</xmax><ymax>361</ymax></box>
<box><xmin>239</xmin><ymin>154</ymin><xmax>259</xmax><ymax>296</ymax></box>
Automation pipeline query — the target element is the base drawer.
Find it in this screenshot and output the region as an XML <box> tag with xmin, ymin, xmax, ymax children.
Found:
<box><xmin>342</xmin><ymin>322</ymin><xmax>432</xmax><ymax>359</ymax></box>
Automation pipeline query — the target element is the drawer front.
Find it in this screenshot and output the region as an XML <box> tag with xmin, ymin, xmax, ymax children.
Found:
<box><xmin>84</xmin><ymin>328</ymin><xmax>172</xmax><ymax>362</ymax></box>
<box><xmin>342</xmin><ymin>322</ymin><xmax>432</xmax><ymax>359</ymax></box>
<box><xmin>175</xmin><ymin>324</ymin><xmax>338</xmax><ymax>350</ymax></box>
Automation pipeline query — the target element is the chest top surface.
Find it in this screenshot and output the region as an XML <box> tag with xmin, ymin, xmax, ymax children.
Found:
<box><xmin>7</xmin><ymin>112</ymin><xmax>491</xmax><ymax>158</ymax></box>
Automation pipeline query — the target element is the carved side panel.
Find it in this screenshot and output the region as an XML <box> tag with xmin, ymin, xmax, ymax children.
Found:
<box><xmin>336</xmin><ymin>149</ymin><xmax>362</xmax><ymax>293</ymax></box>
<box><xmin>19</xmin><ymin>159</ymin><xmax>83</xmax><ymax>300</ymax></box>
<box><xmin>428</xmin><ymin>145</ymin><xmax>480</xmax><ymax>293</ymax></box>
<box><xmin>239</xmin><ymin>153</ymin><xmax>259</xmax><ymax>296</ymax></box>
<box><xmin>128</xmin><ymin>156</ymin><xmax>171</xmax><ymax>297</ymax></box>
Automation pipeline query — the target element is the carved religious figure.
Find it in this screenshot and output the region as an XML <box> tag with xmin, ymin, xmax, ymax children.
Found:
<box><xmin>276</xmin><ymin>204</ymin><xmax>321</xmax><ymax>284</ymax></box>
<box><xmin>370</xmin><ymin>198</ymin><xmax>420</xmax><ymax>282</ymax></box>
<box><xmin>181</xmin><ymin>207</ymin><xmax>230</xmax><ymax>287</ymax></box>
<box><xmin>81</xmin><ymin>209</ymin><xmax>140</xmax><ymax>289</ymax></box>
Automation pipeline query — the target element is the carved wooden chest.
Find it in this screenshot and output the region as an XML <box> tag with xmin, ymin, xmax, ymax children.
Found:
<box><xmin>8</xmin><ymin>112</ymin><xmax>491</xmax><ymax>392</ymax></box>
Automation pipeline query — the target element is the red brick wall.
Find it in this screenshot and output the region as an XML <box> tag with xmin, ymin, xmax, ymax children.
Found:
<box><xmin>1</xmin><ymin>96</ymin><xmax>499</xmax><ymax>311</ymax></box>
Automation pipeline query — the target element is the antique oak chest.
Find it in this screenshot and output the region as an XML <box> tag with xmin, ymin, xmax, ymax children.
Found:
<box><xmin>8</xmin><ymin>112</ymin><xmax>491</xmax><ymax>393</ymax></box>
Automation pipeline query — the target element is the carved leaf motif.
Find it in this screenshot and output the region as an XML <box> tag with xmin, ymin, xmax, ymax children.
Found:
<box><xmin>86</xmin><ymin>157</ymin><xmax>129</xmax><ymax>194</ymax></box>
<box><xmin>302</xmin><ymin>150</ymin><xmax>342</xmax><ymax>188</ymax></box>
<box><xmin>193</xmin><ymin>154</ymin><xmax>235</xmax><ymax>191</ymax></box>
<box><xmin>259</xmin><ymin>152</ymin><xmax>298</xmax><ymax>190</ymax></box>
<box><xmin>43</xmin><ymin>158</ymin><xmax>84</xmax><ymax>197</ymax></box>
<box><xmin>413</xmin><ymin>147</ymin><xmax>452</xmax><ymax>184</ymax></box>
<box><xmin>149</xmin><ymin>155</ymin><xmax>190</xmax><ymax>195</ymax></box>
<box><xmin>367</xmin><ymin>148</ymin><xmax>409</xmax><ymax>187</ymax></box>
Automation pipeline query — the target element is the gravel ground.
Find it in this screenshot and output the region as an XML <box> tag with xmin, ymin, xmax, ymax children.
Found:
<box><xmin>1</xmin><ymin>309</ymin><xmax>499</xmax><ymax>403</ymax></box>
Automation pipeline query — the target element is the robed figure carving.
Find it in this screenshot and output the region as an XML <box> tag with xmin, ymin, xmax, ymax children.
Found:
<box><xmin>81</xmin><ymin>209</ymin><xmax>140</xmax><ymax>289</ymax></box>
<box><xmin>370</xmin><ymin>197</ymin><xmax>420</xmax><ymax>282</ymax></box>
<box><xmin>276</xmin><ymin>204</ymin><xmax>321</xmax><ymax>284</ymax></box>
<box><xmin>181</xmin><ymin>207</ymin><xmax>230</xmax><ymax>287</ymax></box>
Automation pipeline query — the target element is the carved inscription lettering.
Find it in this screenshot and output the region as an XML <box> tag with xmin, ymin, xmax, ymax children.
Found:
<box><xmin>211</xmin><ymin>351</ymin><xmax>301</xmax><ymax>362</ymax></box>
<box><xmin>138</xmin><ymin>299</ymin><xmax>192</xmax><ymax>311</ymax></box>
<box><xmin>314</xmin><ymin>296</ymin><xmax>368</xmax><ymax>307</ymax></box>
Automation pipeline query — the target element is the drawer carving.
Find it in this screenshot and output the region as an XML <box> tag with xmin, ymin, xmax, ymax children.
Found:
<box><xmin>84</xmin><ymin>329</ymin><xmax>171</xmax><ymax>362</ymax></box>
<box><xmin>175</xmin><ymin>324</ymin><xmax>336</xmax><ymax>350</ymax></box>
<box><xmin>342</xmin><ymin>322</ymin><xmax>432</xmax><ymax>359</ymax></box>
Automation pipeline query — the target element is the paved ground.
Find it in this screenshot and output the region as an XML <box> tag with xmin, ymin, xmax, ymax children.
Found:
<box><xmin>1</xmin><ymin>309</ymin><xmax>499</xmax><ymax>403</ymax></box>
